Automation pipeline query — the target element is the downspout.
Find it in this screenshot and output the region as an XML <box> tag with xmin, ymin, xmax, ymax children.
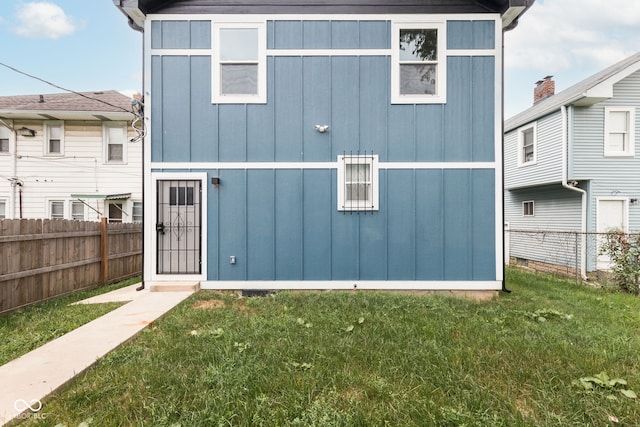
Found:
<box><xmin>560</xmin><ymin>105</ymin><xmax>588</xmax><ymax>280</ymax></box>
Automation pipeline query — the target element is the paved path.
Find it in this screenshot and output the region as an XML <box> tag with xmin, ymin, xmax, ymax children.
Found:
<box><xmin>0</xmin><ymin>284</ymin><xmax>195</xmax><ymax>425</ymax></box>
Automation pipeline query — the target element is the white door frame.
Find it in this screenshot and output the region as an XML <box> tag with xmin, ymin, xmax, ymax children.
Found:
<box><xmin>149</xmin><ymin>172</ymin><xmax>208</xmax><ymax>282</ymax></box>
<box><xmin>596</xmin><ymin>197</ymin><xmax>629</xmax><ymax>270</ymax></box>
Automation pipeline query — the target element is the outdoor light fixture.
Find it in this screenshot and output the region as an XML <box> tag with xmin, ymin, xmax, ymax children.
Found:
<box><xmin>211</xmin><ymin>177</ymin><xmax>221</xmax><ymax>187</ymax></box>
<box><xmin>315</xmin><ymin>125</ymin><xmax>329</xmax><ymax>133</ymax></box>
<box><xmin>17</xmin><ymin>127</ymin><xmax>36</xmax><ymax>137</ymax></box>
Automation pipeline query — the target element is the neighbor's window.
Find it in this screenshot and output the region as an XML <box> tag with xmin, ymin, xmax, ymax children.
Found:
<box><xmin>213</xmin><ymin>22</ymin><xmax>266</xmax><ymax>103</ymax></box>
<box><xmin>132</xmin><ymin>201</ymin><xmax>143</xmax><ymax>222</ymax></box>
<box><xmin>50</xmin><ymin>200</ymin><xmax>64</xmax><ymax>219</ymax></box>
<box><xmin>523</xmin><ymin>201</ymin><xmax>534</xmax><ymax>216</ymax></box>
<box><xmin>0</xmin><ymin>200</ymin><xmax>6</xmax><ymax>219</ymax></box>
<box><xmin>108</xmin><ymin>203</ymin><xmax>123</xmax><ymax>223</ymax></box>
<box><xmin>518</xmin><ymin>123</ymin><xmax>537</xmax><ymax>166</ymax></box>
<box><xmin>604</xmin><ymin>107</ymin><xmax>635</xmax><ymax>157</ymax></box>
<box><xmin>103</xmin><ymin>122</ymin><xmax>127</xmax><ymax>163</ymax></box>
<box><xmin>337</xmin><ymin>154</ymin><xmax>379</xmax><ymax>212</ymax></box>
<box><xmin>392</xmin><ymin>21</ymin><xmax>446</xmax><ymax>104</ymax></box>
<box><xmin>71</xmin><ymin>201</ymin><xmax>85</xmax><ymax>220</ymax></box>
<box><xmin>44</xmin><ymin>121</ymin><xmax>64</xmax><ymax>156</ymax></box>
<box><xmin>0</xmin><ymin>124</ymin><xmax>10</xmax><ymax>153</ymax></box>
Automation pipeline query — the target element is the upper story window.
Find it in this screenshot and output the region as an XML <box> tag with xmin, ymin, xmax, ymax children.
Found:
<box><xmin>213</xmin><ymin>22</ymin><xmax>266</xmax><ymax>104</ymax></box>
<box><xmin>103</xmin><ymin>122</ymin><xmax>128</xmax><ymax>163</ymax></box>
<box><xmin>604</xmin><ymin>107</ymin><xmax>635</xmax><ymax>157</ymax></box>
<box><xmin>0</xmin><ymin>122</ymin><xmax>11</xmax><ymax>153</ymax></box>
<box><xmin>44</xmin><ymin>121</ymin><xmax>64</xmax><ymax>156</ymax></box>
<box><xmin>392</xmin><ymin>21</ymin><xmax>446</xmax><ymax>104</ymax></box>
<box><xmin>337</xmin><ymin>154</ymin><xmax>379</xmax><ymax>212</ymax></box>
<box><xmin>518</xmin><ymin>123</ymin><xmax>537</xmax><ymax>166</ymax></box>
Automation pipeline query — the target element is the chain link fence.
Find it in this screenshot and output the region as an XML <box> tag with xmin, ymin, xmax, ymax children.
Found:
<box><xmin>505</xmin><ymin>228</ymin><xmax>639</xmax><ymax>285</ymax></box>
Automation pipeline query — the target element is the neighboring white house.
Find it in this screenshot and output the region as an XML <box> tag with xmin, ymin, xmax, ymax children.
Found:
<box><xmin>0</xmin><ymin>91</ymin><xmax>143</xmax><ymax>222</ymax></box>
<box><xmin>504</xmin><ymin>52</ymin><xmax>640</xmax><ymax>277</ymax></box>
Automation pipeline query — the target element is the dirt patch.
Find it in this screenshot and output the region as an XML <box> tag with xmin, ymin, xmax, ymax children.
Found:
<box><xmin>192</xmin><ymin>299</ymin><xmax>226</xmax><ymax>310</ymax></box>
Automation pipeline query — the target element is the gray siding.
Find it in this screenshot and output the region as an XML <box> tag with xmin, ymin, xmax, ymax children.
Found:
<box><xmin>572</xmin><ymin>70</ymin><xmax>640</xmax><ymax>232</ymax></box>
<box><xmin>505</xmin><ymin>185</ymin><xmax>584</xmax><ymax>269</ymax></box>
<box><xmin>504</xmin><ymin>110</ymin><xmax>563</xmax><ymax>189</ymax></box>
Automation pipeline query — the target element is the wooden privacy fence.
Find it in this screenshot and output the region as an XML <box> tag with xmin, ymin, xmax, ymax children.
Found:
<box><xmin>0</xmin><ymin>218</ymin><xmax>142</xmax><ymax>314</ymax></box>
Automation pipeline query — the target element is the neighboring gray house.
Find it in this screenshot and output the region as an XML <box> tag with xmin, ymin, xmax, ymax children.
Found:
<box><xmin>504</xmin><ymin>52</ymin><xmax>640</xmax><ymax>278</ymax></box>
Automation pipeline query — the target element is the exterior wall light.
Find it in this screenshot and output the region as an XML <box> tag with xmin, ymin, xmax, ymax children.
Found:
<box><xmin>18</xmin><ymin>127</ymin><xmax>36</xmax><ymax>137</ymax></box>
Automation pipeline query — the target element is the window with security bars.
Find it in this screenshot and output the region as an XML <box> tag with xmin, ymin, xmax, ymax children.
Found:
<box><xmin>337</xmin><ymin>154</ymin><xmax>379</xmax><ymax>212</ymax></box>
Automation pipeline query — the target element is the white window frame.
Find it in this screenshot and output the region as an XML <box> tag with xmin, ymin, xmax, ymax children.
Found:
<box><xmin>517</xmin><ymin>122</ymin><xmax>537</xmax><ymax>166</ymax></box>
<box><xmin>212</xmin><ymin>21</ymin><xmax>267</xmax><ymax>104</ymax></box>
<box><xmin>103</xmin><ymin>121</ymin><xmax>128</xmax><ymax>164</ymax></box>
<box><xmin>107</xmin><ymin>202</ymin><xmax>124</xmax><ymax>223</ymax></box>
<box><xmin>0</xmin><ymin>122</ymin><xmax>12</xmax><ymax>154</ymax></box>
<box><xmin>49</xmin><ymin>200</ymin><xmax>65</xmax><ymax>219</ymax></box>
<box><xmin>71</xmin><ymin>201</ymin><xmax>85</xmax><ymax>221</ymax></box>
<box><xmin>132</xmin><ymin>201</ymin><xmax>143</xmax><ymax>222</ymax></box>
<box><xmin>0</xmin><ymin>199</ymin><xmax>6</xmax><ymax>219</ymax></box>
<box><xmin>522</xmin><ymin>200</ymin><xmax>534</xmax><ymax>217</ymax></box>
<box><xmin>337</xmin><ymin>154</ymin><xmax>379</xmax><ymax>212</ymax></box>
<box><xmin>391</xmin><ymin>20</ymin><xmax>446</xmax><ymax>104</ymax></box>
<box><xmin>44</xmin><ymin>121</ymin><xmax>64</xmax><ymax>156</ymax></box>
<box><xmin>604</xmin><ymin>107</ymin><xmax>635</xmax><ymax>157</ymax></box>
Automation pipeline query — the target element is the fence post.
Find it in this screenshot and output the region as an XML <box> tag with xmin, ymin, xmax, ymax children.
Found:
<box><xmin>100</xmin><ymin>217</ymin><xmax>108</xmax><ymax>284</ymax></box>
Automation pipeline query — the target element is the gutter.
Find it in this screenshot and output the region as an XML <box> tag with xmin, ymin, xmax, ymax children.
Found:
<box><xmin>560</xmin><ymin>105</ymin><xmax>588</xmax><ymax>280</ymax></box>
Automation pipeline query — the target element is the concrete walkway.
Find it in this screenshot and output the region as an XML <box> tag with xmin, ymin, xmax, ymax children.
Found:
<box><xmin>0</xmin><ymin>283</ymin><xmax>196</xmax><ymax>426</ymax></box>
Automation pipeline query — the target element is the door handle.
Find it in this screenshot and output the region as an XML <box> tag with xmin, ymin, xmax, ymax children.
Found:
<box><xmin>156</xmin><ymin>223</ymin><xmax>165</xmax><ymax>234</ymax></box>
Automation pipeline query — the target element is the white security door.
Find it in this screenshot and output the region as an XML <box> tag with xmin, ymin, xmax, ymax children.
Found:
<box><xmin>597</xmin><ymin>199</ymin><xmax>626</xmax><ymax>270</ymax></box>
<box><xmin>156</xmin><ymin>180</ymin><xmax>202</xmax><ymax>274</ymax></box>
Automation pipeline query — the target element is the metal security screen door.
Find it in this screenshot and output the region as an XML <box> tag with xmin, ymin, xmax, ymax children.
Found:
<box><xmin>156</xmin><ymin>180</ymin><xmax>202</xmax><ymax>274</ymax></box>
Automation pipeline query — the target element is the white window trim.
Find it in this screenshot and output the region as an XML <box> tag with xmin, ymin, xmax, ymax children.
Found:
<box><xmin>522</xmin><ymin>200</ymin><xmax>534</xmax><ymax>217</ymax></box>
<box><xmin>604</xmin><ymin>107</ymin><xmax>635</xmax><ymax>157</ymax></box>
<box><xmin>0</xmin><ymin>121</ymin><xmax>12</xmax><ymax>154</ymax></box>
<box><xmin>44</xmin><ymin>121</ymin><xmax>64</xmax><ymax>156</ymax></box>
<box><xmin>103</xmin><ymin>121</ymin><xmax>128</xmax><ymax>164</ymax></box>
<box><xmin>212</xmin><ymin>21</ymin><xmax>267</xmax><ymax>104</ymax></box>
<box><xmin>70</xmin><ymin>200</ymin><xmax>86</xmax><ymax>221</ymax></box>
<box><xmin>337</xmin><ymin>154</ymin><xmax>379</xmax><ymax>212</ymax></box>
<box><xmin>0</xmin><ymin>199</ymin><xmax>6</xmax><ymax>219</ymax></box>
<box><xmin>391</xmin><ymin>20</ymin><xmax>446</xmax><ymax>104</ymax></box>
<box><xmin>49</xmin><ymin>200</ymin><xmax>65</xmax><ymax>219</ymax></box>
<box><xmin>517</xmin><ymin>122</ymin><xmax>537</xmax><ymax>167</ymax></box>
<box><xmin>132</xmin><ymin>200</ymin><xmax>143</xmax><ymax>222</ymax></box>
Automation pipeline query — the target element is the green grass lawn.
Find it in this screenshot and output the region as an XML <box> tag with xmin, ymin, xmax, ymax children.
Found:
<box><xmin>0</xmin><ymin>277</ymin><xmax>140</xmax><ymax>366</ymax></box>
<box><xmin>19</xmin><ymin>269</ymin><xmax>640</xmax><ymax>426</ymax></box>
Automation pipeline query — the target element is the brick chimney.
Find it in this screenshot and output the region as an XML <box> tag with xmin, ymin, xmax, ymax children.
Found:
<box><xmin>534</xmin><ymin>76</ymin><xmax>555</xmax><ymax>104</ymax></box>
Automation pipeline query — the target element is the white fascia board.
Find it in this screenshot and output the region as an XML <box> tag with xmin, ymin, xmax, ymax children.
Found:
<box><xmin>501</xmin><ymin>6</ymin><xmax>525</xmax><ymax>28</ymax></box>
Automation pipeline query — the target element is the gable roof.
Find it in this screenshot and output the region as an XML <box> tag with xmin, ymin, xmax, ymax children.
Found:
<box><xmin>505</xmin><ymin>52</ymin><xmax>640</xmax><ymax>132</ymax></box>
<box><xmin>0</xmin><ymin>90</ymin><xmax>134</xmax><ymax>121</ymax></box>
<box><xmin>115</xmin><ymin>0</ymin><xmax>534</xmax><ymax>29</ymax></box>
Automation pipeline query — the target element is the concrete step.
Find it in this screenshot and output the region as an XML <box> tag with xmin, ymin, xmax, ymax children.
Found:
<box><xmin>149</xmin><ymin>282</ymin><xmax>201</xmax><ymax>292</ymax></box>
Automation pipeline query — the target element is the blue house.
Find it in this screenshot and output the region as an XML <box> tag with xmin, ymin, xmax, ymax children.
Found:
<box><xmin>114</xmin><ymin>0</ymin><xmax>533</xmax><ymax>294</ymax></box>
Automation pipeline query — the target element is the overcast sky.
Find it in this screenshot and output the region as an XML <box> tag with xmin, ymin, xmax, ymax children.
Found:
<box><xmin>0</xmin><ymin>1</ymin><xmax>639</xmax><ymax>118</ymax></box>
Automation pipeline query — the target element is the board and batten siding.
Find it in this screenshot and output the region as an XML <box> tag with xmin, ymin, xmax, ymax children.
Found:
<box><xmin>571</xmin><ymin>70</ymin><xmax>640</xmax><ymax>233</ymax></box>
<box><xmin>147</xmin><ymin>15</ymin><xmax>501</xmax><ymax>285</ymax></box>
<box><xmin>504</xmin><ymin>110</ymin><xmax>564</xmax><ymax>189</ymax></box>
